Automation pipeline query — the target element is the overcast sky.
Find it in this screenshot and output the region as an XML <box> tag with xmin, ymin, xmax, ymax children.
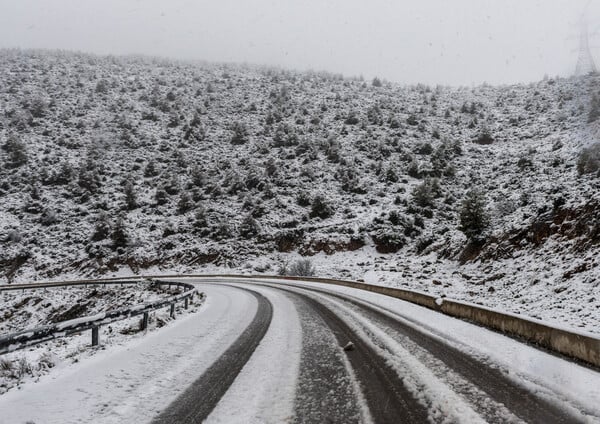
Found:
<box><xmin>0</xmin><ymin>0</ymin><xmax>597</xmax><ymax>86</ymax></box>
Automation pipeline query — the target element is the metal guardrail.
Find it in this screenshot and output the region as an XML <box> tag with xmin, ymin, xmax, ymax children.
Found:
<box><xmin>0</xmin><ymin>279</ymin><xmax>198</xmax><ymax>354</ymax></box>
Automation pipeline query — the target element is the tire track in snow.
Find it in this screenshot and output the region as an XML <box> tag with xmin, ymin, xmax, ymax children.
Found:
<box><xmin>287</xmin><ymin>291</ymin><xmax>369</xmax><ymax>424</ymax></box>
<box><xmin>202</xmin><ymin>284</ymin><xmax>302</xmax><ymax>424</ymax></box>
<box><xmin>0</xmin><ymin>285</ymin><xmax>254</xmax><ymax>424</ymax></box>
<box><xmin>151</xmin><ymin>287</ymin><xmax>273</xmax><ymax>424</ymax></box>
<box><xmin>271</xmin><ymin>285</ymin><xmax>430</xmax><ymax>424</ymax></box>
<box><xmin>282</xmin><ymin>282</ymin><xmax>585</xmax><ymax>424</ymax></box>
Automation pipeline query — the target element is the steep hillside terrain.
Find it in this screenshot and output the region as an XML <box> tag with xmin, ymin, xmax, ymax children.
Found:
<box><xmin>0</xmin><ymin>49</ymin><xmax>598</xmax><ymax>332</ymax></box>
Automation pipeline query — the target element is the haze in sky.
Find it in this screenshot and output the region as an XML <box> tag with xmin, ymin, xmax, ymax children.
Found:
<box><xmin>0</xmin><ymin>0</ymin><xmax>597</xmax><ymax>86</ymax></box>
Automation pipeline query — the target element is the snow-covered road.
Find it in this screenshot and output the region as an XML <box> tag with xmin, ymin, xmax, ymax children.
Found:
<box><xmin>1</xmin><ymin>278</ymin><xmax>599</xmax><ymax>423</ymax></box>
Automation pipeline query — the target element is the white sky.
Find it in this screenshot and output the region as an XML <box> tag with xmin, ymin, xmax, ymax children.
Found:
<box><xmin>0</xmin><ymin>0</ymin><xmax>598</xmax><ymax>86</ymax></box>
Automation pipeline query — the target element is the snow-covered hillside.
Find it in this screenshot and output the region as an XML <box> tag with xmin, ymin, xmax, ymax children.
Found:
<box><xmin>0</xmin><ymin>49</ymin><xmax>598</xmax><ymax>332</ymax></box>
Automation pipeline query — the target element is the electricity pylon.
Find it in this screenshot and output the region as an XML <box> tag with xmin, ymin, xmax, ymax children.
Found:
<box><xmin>575</xmin><ymin>0</ymin><xmax>598</xmax><ymax>76</ymax></box>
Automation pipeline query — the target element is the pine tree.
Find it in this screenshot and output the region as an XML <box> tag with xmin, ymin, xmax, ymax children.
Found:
<box><xmin>193</xmin><ymin>207</ymin><xmax>208</xmax><ymax>230</ymax></box>
<box><xmin>111</xmin><ymin>216</ymin><xmax>129</xmax><ymax>248</ymax></box>
<box><xmin>144</xmin><ymin>159</ymin><xmax>158</xmax><ymax>177</ymax></box>
<box><xmin>230</xmin><ymin>121</ymin><xmax>249</xmax><ymax>145</ymax></box>
<box><xmin>458</xmin><ymin>189</ymin><xmax>490</xmax><ymax>241</ymax></box>
<box><xmin>577</xmin><ymin>143</ymin><xmax>600</xmax><ymax>175</ymax></box>
<box><xmin>91</xmin><ymin>212</ymin><xmax>111</xmax><ymax>241</ymax></box>
<box><xmin>177</xmin><ymin>192</ymin><xmax>193</xmax><ymax>214</ymax></box>
<box><xmin>78</xmin><ymin>156</ymin><xmax>102</xmax><ymax>194</ymax></box>
<box><xmin>124</xmin><ymin>180</ymin><xmax>137</xmax><ymax>210</ymax></box>
<box><xmin>412</xmin><ymin>180</ymin><xmax>434</xmax><ymax>208</ymax></box>
<box><xmin>2</xmin><ymin>135</ymin><xmax>28</xmax><ymax>168</ymax></box>
<box><xmin>309</xmin><ymin>195</ymin><xmax>334</xmax><ymax>219</ymax></box>
<box><xmin>239</xmin><ymin>215</ymin><xmax>260</xmax><ymax>238</ymax></box>
<box><xmin>191</xmin><ymin>165</ymin><xmax>206</xmax><ymax>187</ymax></box>
<box><xmin>155</xmin><ymin>187</ymin><xmax>168</xmax><ymax>205</ymax></box>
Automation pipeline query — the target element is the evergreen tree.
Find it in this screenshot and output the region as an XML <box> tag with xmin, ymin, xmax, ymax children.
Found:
<box><xmin>191</xmin><ymin>165</ymin><xmax>206</xmax><ymax>187</ymax></box>
<box><xmin>111</xmin><ymin>216</ymin><xmax>129</xmax><ymax>247</ymax></box>
<box><xmin>155</xmin><ymin>187</ymin><xmax>168</xmax><ymax>205</ymax></box>
<box><xmin>124</xmin><ymin>180</ymin><xmax>137</xmax><ymax>210</ymax></box>
<box><xmin>144</xmin><ymin>159</ymin><xmax>158</xmax><ymax>177</ymax></box>
<box><xmin>78</xmin><ymin>156</ymin><xmax>102</xmax><ymax>194</ymax></box>
<box><xmin>309</xmin><ymin>195</ymin><xmax>334</xmax><ymax>219</ymax></box>
<box><xmin>230</xmin><ymin>121</ymin><xmax>249</xmax><ymax>145</ymax></box>
<box><xmin>164</xmin><ymin>174</ymin><xmax>180</xmax><ymax>195</ymax></box>
<box><xmin>91</xmin><ymin>212</ymin><xmax>111</xmax><ymax>241</ymax></box>
<box><xmin>577</xmin><ymin>143</ymin><xmax>600</xmax><ymax>176</ymax></box>
<box><xmin>2</xmin><ymin>135</ymin><xmax>28</xmax><ymax>168</ymax></box>
<box><xmin>239</xmin><ymin>215</ymin><xmax>260</xmax><ymax>238</ymax></box>
<box><xmin>194</xmin><ymin>207</ymin><xmax>208</xmax><ymax>230</ymax></box>
<box><xmin>412</xmin><ymin>180</ymin><xmax>434</xmax><ymax>208</ymax></box>
<box><xmin>458</xmin><ymin>189</ymin><xmax>490</xmax><ymax>241</ymax></box>
<box><xmin>177</xmin><ymin>192</ymin><xmax>193</xmax><ymax>214</ymax></box>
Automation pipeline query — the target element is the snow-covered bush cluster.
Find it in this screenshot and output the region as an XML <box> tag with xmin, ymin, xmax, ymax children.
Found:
<box><xmin>0</xmin><ymin>49</ymin><xmax>598</xmax><ymax>331</ymax></box>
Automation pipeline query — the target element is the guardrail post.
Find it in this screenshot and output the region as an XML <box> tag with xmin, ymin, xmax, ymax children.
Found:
<box><xmin>92</xmin><ymin>326</ymin><xmax>100</xmax><ymax>346</ymax></box>
<box><xmin>184</xmin><ymin>296</ymin><xmax>189</xmax><ymax>309</ymax></box>
<box><xmin>170</xmin><ymin>303</ymin><xmax>175</xmax><ymax>318</ymax></box>
<box><xmin>141</xmin><ymin>312</ymin><xmax>149</xmax><ymax>330</ymax></box>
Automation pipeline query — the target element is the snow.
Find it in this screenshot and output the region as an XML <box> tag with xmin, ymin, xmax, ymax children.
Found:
<box><xmin>55</xmin><ymin>312</ymin><xmax>106</xmax><ymax>330</ymax></box>
<box><xmin>1</xmin><ymin>49</ymin><xmax>599</xmax><ymax>339</ymax></box>
<box><xmin>307</xmin><ymin>290</ymin><xmax>488</xmax><ymax>423</ymax></box>
<box><xmin>0</xmin><ymin>277</ymin><xmax>598</xmax><ymax>422</ymax></box>
<box><xmin>0</xmin><ymin>283</ymin><xmax>167</xmax><ymax>334</ymax></box>
<box><xmin>272</xmin><ymin>278</ymin><xmax>600</xmax><ymax>419</ymax></box>
<box><xmin>204</xmin><ymin>283</ymin><xmax>302</xmax><ymax>424</ymax></box>
<box><xmin>339</xmin><ymin>352</ymin><xmax>375</xmax><ymax>424</ymax></box>
<box><xmin>0</xmin><ymin>282</ymin><xmax>192</xmax><ymax>394</ymax></box>
<box><xmin>0</xmin><ymin>45</ymin><xmax>599</xmax><ymax>421</ymax></box>
<box><xmin>0</xmin><ymin>284</ymin><xmax>252</xmax><ymax>424</ymax></box>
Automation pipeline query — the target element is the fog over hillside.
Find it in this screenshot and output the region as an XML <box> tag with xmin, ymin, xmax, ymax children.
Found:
<box><xmin>0</xmin><ymin>0</ymin><xmax>596</xmax><ymax>85</ymax></box>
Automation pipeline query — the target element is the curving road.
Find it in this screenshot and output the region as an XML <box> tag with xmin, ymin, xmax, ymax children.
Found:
<box><xmin>1</xmin><ymin>278</ymin><xmax>599</xmax><ymax>424</ymax></box>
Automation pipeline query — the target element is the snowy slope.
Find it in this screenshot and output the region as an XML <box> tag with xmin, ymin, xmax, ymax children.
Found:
<box><xmin>0</xmin><ymin>48</ymin><xmax>598</xmax><ymax>334</ymax></box>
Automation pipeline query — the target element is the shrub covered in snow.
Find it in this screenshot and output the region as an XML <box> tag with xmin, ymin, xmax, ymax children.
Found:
<box><xmin>577</xmin><ymin>143</ymin><xmax>600</xmax><ymax>176</ymax></box>
<box><xmin>283</xmin><ymin>259</ymin><xmax>316</xmax><ymax>277</ymax></box>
